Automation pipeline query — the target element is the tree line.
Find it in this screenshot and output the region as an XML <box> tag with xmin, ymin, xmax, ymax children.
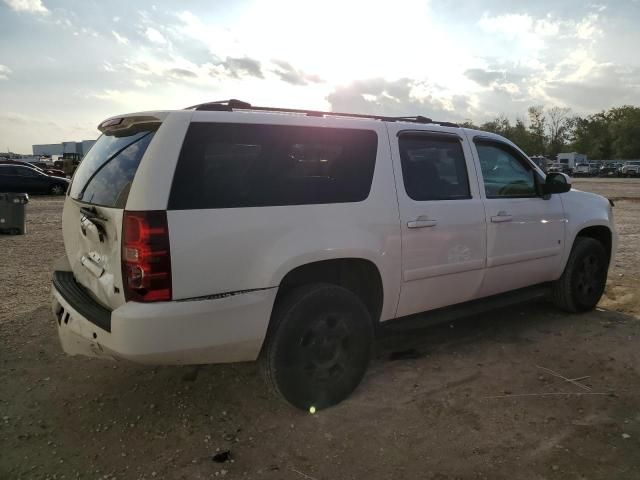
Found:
<box><xmin>460</xmin><ymin>105</ymin><xmax>640</xmax><ymax>160</ymax></box>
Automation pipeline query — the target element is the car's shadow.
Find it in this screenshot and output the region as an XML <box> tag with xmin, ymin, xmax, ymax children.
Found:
<box><xmin>374</xmin><ymin>298</ymin><xmax>629</xmax><ymax>362</ymax></box>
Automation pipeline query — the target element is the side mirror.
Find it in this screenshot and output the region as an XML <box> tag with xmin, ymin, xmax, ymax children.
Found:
<box><xmin>543</xmin><ymin>172</ymin><xmax>571</xmax><ymax>195</ymax></box>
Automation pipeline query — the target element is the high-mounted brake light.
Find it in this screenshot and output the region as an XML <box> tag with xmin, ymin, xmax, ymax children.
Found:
<box><xmin>97</xmin><ymin>115</ymin><xmax>161</xmax><ymax>133</ymax></box>
<box><xmin>99</xmin><ymin>117</ymin><xmax>123</xmax><ymax>129</ymax></box>
<box><xmin>121</xmin><ymin>211</ymin><xmax>172</xmax><ymax>302</ymax></box>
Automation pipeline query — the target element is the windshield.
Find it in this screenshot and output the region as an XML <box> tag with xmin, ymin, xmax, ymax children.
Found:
<box><xmin>69</xmin><ymin>125</ymin><xmax>158</xmax><ymax>208</ymax></box>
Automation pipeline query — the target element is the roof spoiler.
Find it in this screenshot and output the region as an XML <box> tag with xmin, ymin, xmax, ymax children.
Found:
<box><xmin>98</xmin><ymin>115</ymin><xmax>162</xmax><ymax>134</ymax></box>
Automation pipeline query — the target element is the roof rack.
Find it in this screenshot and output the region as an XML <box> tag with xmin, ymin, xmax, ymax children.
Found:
<box><xmin>184</xmin><ymin>99</ymin><xmax>459</xmax><ymax>127</ymax></box>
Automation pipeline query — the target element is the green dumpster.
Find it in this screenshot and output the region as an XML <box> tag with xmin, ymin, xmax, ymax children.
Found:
<box><xmin>0</xmin><ymin>192</ymin><xmax>29</xmax><ymax>235</ymax></box>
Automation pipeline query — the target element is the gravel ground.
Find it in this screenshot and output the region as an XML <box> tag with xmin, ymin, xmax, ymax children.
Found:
<box><xmin>1</xmin><ymin>179</ymin><xmax>639</xmax><ymax>480</ymax></box>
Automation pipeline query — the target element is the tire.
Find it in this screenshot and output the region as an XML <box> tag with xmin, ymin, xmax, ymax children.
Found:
<box><xmin>260</xmin><ymin>283</ymin><xmax>373</xmax><ymax>410</ymax></box>
<box><xmin>50</xmin><ymin>184</ymin><xmax>65</xmax><ymax>195</ymax></box>
<box><xmin>552</xmin><ymin>237</ymin><xmax>608</xmax><ymax>313</ymax></box>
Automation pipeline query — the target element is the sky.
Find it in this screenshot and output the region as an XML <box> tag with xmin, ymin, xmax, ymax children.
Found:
<box><xmin>1</xmin><ymin>0</ymin><xmax>640</xmax><ymax>153</ymax></box>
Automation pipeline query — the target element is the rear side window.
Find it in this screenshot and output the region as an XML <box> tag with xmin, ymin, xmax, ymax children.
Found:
<box><xmin>69</xmin><ymin>125</ymin><xmax>158</xmax><ymax>208</ymax></box>
<box><xmin>399</xmin><ymin>134</ymin><xmax>471</xmax><ymax>201</ymax></box>
<box><xmin>15</xmin><ymin>166</ymin><xmax>41</xmax><ymax>177</ymax></box>
<box><xmin>168</xmin><ymin>123</ymin><xmax>378</xmax><ymax>210</ymax></box>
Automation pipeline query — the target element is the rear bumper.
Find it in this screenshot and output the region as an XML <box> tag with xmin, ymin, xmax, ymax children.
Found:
<box><xmin>51</xmin><ymin>272</ymin><xmax>277</xmax><ymax>365</ymax></box>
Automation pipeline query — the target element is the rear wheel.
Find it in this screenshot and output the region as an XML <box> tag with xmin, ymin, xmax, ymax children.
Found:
<box><xmin>50</xmin><ymin>184</ymin><xmax>65</xmax><ymax>195</ymax></box>
<box><xmin>552</xmin><ymin>237</ymin><xmax>608</xmax><ymax>313</ymax></box>
<box><xmin>260</xmin><ymin>283</ymin><xmax>373</xmax><ymax>410</ymax></box>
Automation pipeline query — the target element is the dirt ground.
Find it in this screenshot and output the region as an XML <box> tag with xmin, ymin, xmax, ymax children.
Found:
<box><xmin>1</xmin><ymin>178</ymin><xmax>639</xmax><ymax>480</ymax></box>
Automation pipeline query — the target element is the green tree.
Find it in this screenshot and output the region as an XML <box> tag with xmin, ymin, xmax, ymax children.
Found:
<box><xmin>480</xmin><ymin>114</ymin><xmax>511</xmax><ymax>136</ymax></box>
<box><xmin>571</xmin><ymin>112</ymin><xmax>612</xmax><ymax>159</ymax></box>
<box><xmin>527</xmin><ymin>106</ymin><xmax>546</xmax><ymax>155</ymax></box>
<box><xmin>546</xmin><ymin>107</ymin><xmax>575</xmax><ymax>157</ymax></box>
<box><xmin>609</xmin><ymin>106</ymin><xmax>640</xmax><ymax>159</ymax></box>
<box><xmin>509</xmin><ymin>118</ymin><xmax>538</xmax><ymax>155</ymax></box>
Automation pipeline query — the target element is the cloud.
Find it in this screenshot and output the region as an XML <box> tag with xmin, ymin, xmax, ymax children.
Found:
<box><xmin>0</xmin><ymin>64</ymin><xmax>11</xmax><ymax>80</ymax></box>
<box><xmin>211</xmin><ymin>57</ymin><xmax>264</xmax><ymax>79</ymax></box>
<box><xmin>327</xmin><ymin>78</ymin><xmax>473</xmax><ymax>121</ymax></box>
<box><xmin>2</xmin><ymin>0</ymin><xmax>48</xmax><ymax>14</ymax></box>
<box><xmin>546</xmin><ymin>64</ymin><xmax>640</xmax><ymax>110</ymax></box>
<box><xmin>0</xmin><ymin>112</ymin><xmax>97</xmax><ymax>154</ymax></box>
<box><xmin>112</xmin><ymin>30</ymin><xmax>129</xmax><ymax>45</ymax></box>
<box><xmin>145</xmin><ymin>27</ymin><xmax>167</xmax><ymax>45</ymax></box>
<box><xmin>272</xmin><ymin>60</ymin><xmax>323</xmax><ymax>86</ymax></box>
<box><xmin>166</xmin><ymin>67</ymin><xmax>197</xmax><ymax>79</ymax></box>
<box><xmin>134</xmin><ymin>79</ymin><xmax>152</xmax><ymax>88</ymax></box>
<box><xmin>465</xmin><ymin>68</ymin><xmax>504</xmax><ymax>87</ymax></box>
<box><xmin>478</xmin><ymin>10</ymin><xmax>603</xmax><ymax>50</ymax></box>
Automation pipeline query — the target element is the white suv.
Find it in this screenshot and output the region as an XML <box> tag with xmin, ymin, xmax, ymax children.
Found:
<box><xmin>621</xmin><ymin>161</ymin><xmax>640</xmax><ymax>177</ymax></box>
<box><xmin>52</xmin><ymin>100</ymin><xmax>615</xmax><ymax>410</ymax></box>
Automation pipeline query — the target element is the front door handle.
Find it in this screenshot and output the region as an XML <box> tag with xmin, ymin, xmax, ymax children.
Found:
<box><xmin>407</xmin><ymin>217</ymin><xmax>438</xmax><ymax>228</ymax></box>
<box><xmin>491</xmin><ymin>211</ymin><xmax>513</xmax><ymax>223</ymax></box>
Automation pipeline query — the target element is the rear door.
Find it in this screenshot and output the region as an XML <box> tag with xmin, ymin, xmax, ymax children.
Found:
<box><xmin>62</xmin><ymin>120</ymin><xmax>159</xmax><ymax>309</ymax></box>
<box><xmin>469</xmin><ymin>136</ymin><xmax>566</xmax><ymax>297</ymax></box>
<box><xmin>14</xmin><ymin>166</ymin><xmax>50</xmax><ymax>193</ymax></box>
<box><xmin>388</xmin><ymin>126</ymin><xmax>487</xmax><ymax>317</ymax></box>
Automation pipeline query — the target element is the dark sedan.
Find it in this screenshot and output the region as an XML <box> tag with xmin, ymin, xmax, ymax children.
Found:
<box><xmin>0</xmin><ymin>159</ymin><xmax>67</xmax><ymax>178</ymax></box>
<box><xmin>0</xmin><ymin>164</ymin><xmax>70</xmax><ymax>195</ymax></box>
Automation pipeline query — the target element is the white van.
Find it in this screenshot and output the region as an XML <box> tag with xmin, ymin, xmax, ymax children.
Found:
<box><xmin>52</xmin><ymin>100</ymin><xmax>615</xmax><ymax>409</ymax></box>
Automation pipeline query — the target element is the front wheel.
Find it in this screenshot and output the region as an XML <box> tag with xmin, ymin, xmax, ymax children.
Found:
<box><xmin>260</xmin><ymin>283</ymin><xmax>373</xmax><ymax>410</ymax></box>
<box><xmin>552</xmin><ymin>237</ymin><xmax>608</xmax><ymax>312</ymax></box>
<box><xmin>50</xmin><ymin>184</ymin><xmax>66</xmax><ymax>195</ymax></box>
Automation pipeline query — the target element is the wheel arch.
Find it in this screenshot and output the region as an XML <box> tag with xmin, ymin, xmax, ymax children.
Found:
<box><xmin>273</xmin><ymin>258</ymin><xmax>385</xmax><ymax>326</ymax></box>
<box><xmin>575</xmin><ymin>225</ymin><xmax>613</xmax><ymax>264</ymax></box>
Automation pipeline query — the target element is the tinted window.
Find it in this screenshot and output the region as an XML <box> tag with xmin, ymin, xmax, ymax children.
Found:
<box><xmin>69</xmin><ymin>125</ymin><xmax>158</xmax><ymax>208</ymax></box>
<box><xmin>169</xmin><ymin>123</ymin><xmax>378</xmax><ymax>210</ymax></box>
<box><xmin>399</xmin><ymin>134</ymin><xmax>471</xmax><ymax>201</ymax></box>
<box><xmin>476</xmin><ymin>141</ymin><xmax>537</xmax><ymax>198</ymax></box>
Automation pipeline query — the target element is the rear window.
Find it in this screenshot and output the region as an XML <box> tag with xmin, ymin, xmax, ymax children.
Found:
<box><xmin>168</xmin><ymin>123</ymin><xmax>378</xmax><ymax>210</ymax></box>
<box><xmin>399</xmin><ymin>134</ymin><xmax>471</xmax><ymax>201</ymax></box>
<box><xmin>69</xmin><ymin>125</ymin><xmax>158</xmax><ymax>208</ymax></box>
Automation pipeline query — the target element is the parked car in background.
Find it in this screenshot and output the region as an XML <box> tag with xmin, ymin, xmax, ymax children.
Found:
<box><xmin>588</xmin><ymin>162</ymin><xmax>601</xmax><ymax>176</ymax></box>
<box><xmin>620</xmin><ymin>161</ymin><xmax>640</xmax><ymax>177</ymax></box>
<box><xmin>0</xmin><ymin>159</ymin><xmax>67</xmax><ymax>178</ymax></box>
<box><xmin>548</xmin><ymin>163</ymin><xmax>572</xmax><ymax>175</ymax></box>
<box><xmin>28</xmin><ymin>161</ymin><xmax>67</xmax><ymax>178</ymax></box>
<box><xmin>51</xmin><ymin>101</ymin><xmax>615</xmax><ymax>410</ymax></box>
<box><xmin>0</xmin><ymin>164</ymin><xmax>70</xmax><ymax>194</ymax></box>
<box><xmin>599</xmin><ymin>164</ymin><xmax>619</xmax><ymax>177</ymax></box>
<box><xmin>54</xmin><ymin>158</ymin><xmax>80</xmax><ymax>177</ymax></box>
<box><xmin>529</xmin><ymin>155</ymin><xmax>548</xmax><ymax>172</ymax></box>
<box><xmin>573</xmin><ymin>163</ymin><xmax>590</xmax><ymax>177</ymax></box>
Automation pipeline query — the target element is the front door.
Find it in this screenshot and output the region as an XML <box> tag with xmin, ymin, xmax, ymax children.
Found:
<box><xmin>469</xmin><ymin>136</ymin><xmax>566</xmax><ymax>297</ymax></box>
<box><xmin>389</xmin><ymin>126</ymin><xmax>487</xmax><ymax>318</ymax></box>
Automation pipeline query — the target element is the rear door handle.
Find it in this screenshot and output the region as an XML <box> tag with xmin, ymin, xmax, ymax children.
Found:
<box><xmin>491</xmin><ymin>212</ymin><xmax>513</xmax><ymax>223</ymax></box>
<box><xmin>407</xmin><ymin>218</ymin><xmax>438</xmax><ymax>228</ymax></box>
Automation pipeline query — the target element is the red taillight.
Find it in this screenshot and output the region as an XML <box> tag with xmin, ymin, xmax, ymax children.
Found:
<box><xmin>121</xmin><ymin>210</ymin><xmax>172</xmax><ymax>302</ymax></box>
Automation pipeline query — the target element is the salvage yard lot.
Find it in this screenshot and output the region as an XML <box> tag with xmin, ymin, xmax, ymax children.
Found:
<box><xmin>1</xmin><ymin>178</ymin><xmax>639</xmax><ymax>480</ymax></box>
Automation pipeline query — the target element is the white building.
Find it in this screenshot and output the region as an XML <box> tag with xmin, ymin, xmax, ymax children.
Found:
<box><xmin>33</xmin><ymin>140</ymin><xmax>96</xmax><ymax>157</ymax></box>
